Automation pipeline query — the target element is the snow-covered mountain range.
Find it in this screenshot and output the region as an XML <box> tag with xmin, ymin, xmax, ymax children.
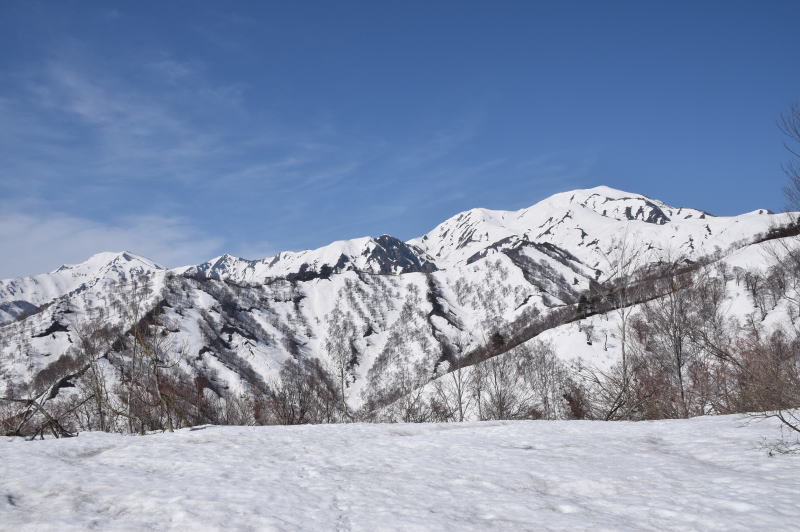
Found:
<box><xmin>0</xmin><ymin>186</ymin><xmax>793</xmax><ymax>409</ymax></box>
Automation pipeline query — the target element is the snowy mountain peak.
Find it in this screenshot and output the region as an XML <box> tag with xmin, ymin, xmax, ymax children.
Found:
<box><xmin>183</xmin><ymin>234</ymin><xmax>436</xmax><ymax>284</ymax></box>
<box><xmin>523</xmin><ymin>186</ymin><xmax>709</xmax><ymax>226</ymax></box>
<box><xmin>51</xmin><ymin>251</ymin><xmax>164</xmax><ymax>275</ymax></box>
<box><xmin>0</xmin><ymin>251</ymin><xmax>165</xmax><ymax>324</ymax></box>
<box><xmin>410</xmin><ymin>186</ymin><xmax>786</xmax><ymax>269</ymax></box>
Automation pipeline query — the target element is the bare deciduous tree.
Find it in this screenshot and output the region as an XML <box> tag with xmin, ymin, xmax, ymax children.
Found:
<box><xmin>596</xmin><ymin>231</ymin><xmax>644</xmax><ymax>418</ymax></box>
<box><xmin>324</xmin><ymin>306</ymin><xmax>358</xmax><ymax>418</ymax></box>
<box><xmin>432</xmin><ymin>335</ymin><xmax>473</xmax><ymax>422</ymax></box>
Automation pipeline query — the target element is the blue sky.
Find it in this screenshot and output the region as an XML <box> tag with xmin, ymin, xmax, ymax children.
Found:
<box><xmin>1</xmin><ymin>1</ymin><xmax>798</xmax><ymax>277</ymax></box>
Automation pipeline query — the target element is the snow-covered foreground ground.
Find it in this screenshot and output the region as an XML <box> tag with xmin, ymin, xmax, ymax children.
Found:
<box><xmin>1</xmin><ymin>415</ymin><xmax>798</xmax><ymax>531</ymax></box>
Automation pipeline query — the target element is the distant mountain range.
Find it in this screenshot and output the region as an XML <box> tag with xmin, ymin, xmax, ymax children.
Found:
<box><xmin>0</xmin><ymin>186</ymin><xmax>792</xmax><ymax>410</ymax></box>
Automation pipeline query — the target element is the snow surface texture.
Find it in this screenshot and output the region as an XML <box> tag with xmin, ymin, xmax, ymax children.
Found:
<box><xmin>0</xmin><ymin>186</ymin><xmax>794</xmax><ymax>407</ymax></box>
<box><xmin>1</xmin><ymin>414</ymin><xmax>798</xmax><ymax>531</ymax></box>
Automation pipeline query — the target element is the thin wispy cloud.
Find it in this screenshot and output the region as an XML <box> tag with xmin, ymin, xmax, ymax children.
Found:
<box><xmin>0</xmin><ymin>42</ymin><xmax>588</xmax><ymax>273</ymax></box>
<box><xmin>0</xmin><ymin>16</ymin><xmax>606</xmax><ymax>274</ymax></box>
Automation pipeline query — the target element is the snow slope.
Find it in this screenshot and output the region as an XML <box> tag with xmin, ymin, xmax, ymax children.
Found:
<box><xmin>0</xmin><ymin>186</ymin><xmax>795</xmax><ymax>408</ymax></box>
<box><xmin>410</xmin><ymin>185</ymin><xmax>787</xmax><ymax>274</ymax></box>
<box><xmin>0</xmin><ymin>252</ymin><xmax>164</xmax><ymax>324</ymax></box>
<box><xmin>1</xmin><ymin>414</ymin><xmax>798</xmax><ymax>531</ymax></box>
<box><xmin>181</xmin><ymin>235</ymin><xmax>436</xmax><ymax>283</ymax></box>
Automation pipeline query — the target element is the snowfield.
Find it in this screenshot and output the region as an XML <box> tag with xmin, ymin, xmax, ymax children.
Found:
<box><xmin>2</xmin><ymin>415</ymin><xmax>798</xmax><ymax>531</ymax></box>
